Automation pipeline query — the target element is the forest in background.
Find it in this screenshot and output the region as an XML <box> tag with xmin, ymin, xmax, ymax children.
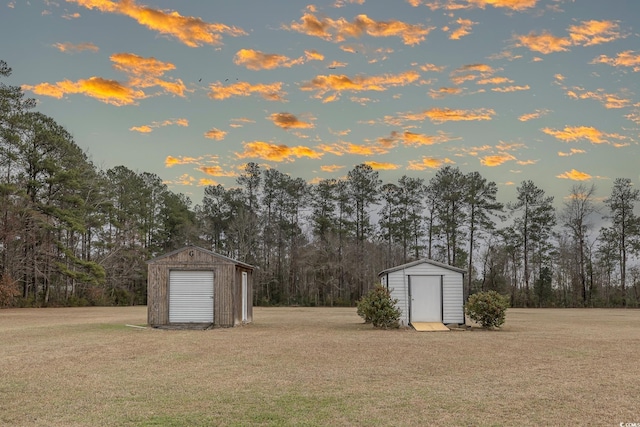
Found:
<box><xmin>2</xmin><ymin>60</ymin><xmax>640</xmax><ymax>309</ymax></box>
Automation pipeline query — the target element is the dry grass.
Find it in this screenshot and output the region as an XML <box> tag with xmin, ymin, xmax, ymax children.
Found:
<box><xmin>1</xmin><ymin>307</ymin><xmax>639</xmax><ymax>426</ymax></box>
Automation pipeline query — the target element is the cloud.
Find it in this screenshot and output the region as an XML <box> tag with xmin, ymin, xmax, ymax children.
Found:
<box><xmin>515</xmin><ymin>30</ymin><xmax>572</xmax><ymax>54</ymax></box>
<box><xmin>424</xmin><ymin>107</ymin><xmax>495</xmax><ymax>123</ymax></box>
<box><xmin>557</xmin><ymin>169</ymin><xmax>592</xmax><ymax>181</ymax></box>
<box><xmin>52</xmin><ymin>41</ymin><xmax>99</xmax><ymax>53</ymax></box>
<box><xmin>476</xmin><ymin>76</ymin><xmax>513</xmax><ymax>85</ymax></box>
<box><xmin>565</xmin><ymin>88</ymin><xmax>631</xmax><ymax>109</ymax></box>
<box><xmin>237</xmin><ymin>141</ymin><xmax>323</xmax><ymax>162</ymax></box>
<box><xmin>165</xmin><ymin>155</ymin><xmax>210</xmax><ymax>167</ymax></box>
<box><xmin>491</xmin><ymin>84</ymin><xmax>530</xmax><ymax>92</ymax></box>
<box><xmin>234</xmin><ymin>49</ymin><xmax>305</xmax><ymax>70</ymax></box>
<box><xmin>378</xmin><ymin>130</ymin><xmax>454</xmax><ymax>147</ymax></box>
<box><xmin>108</xmin><ymin>52</ymin><xmax>187</xmax><ymax>97</ymax></box>
<box><xmin>480</xmin><ymin>153</ymin><xmax>516</xmax><ymax>166</ymax></box>
<box><xmin>558</xmin><ymin>148</ymin><xmax>586</xmax><ymax>157</ymax></box>
<box><xmin>229</xmin><ymin>117</ymin><xmax>255</xmax><ymax>128</ymax></box>
<box><xmin>429</xmin><ymin>87</ymin><xmax>462</xmax><ymax>98</ymax></box>
<box><xmin>542</xmin><ymin>126</ymin><xmax>613</xmax><ymax>144</ymax></box>
<box><xmin>364</xmin><ymin>161</ymin><xmax>400</xmax><ymax>170</ymax></box>
<box><xmin>197</xmin><ymin>165</ymin><xmax>237</xmax><ymax>177</ymax></box>
<box><xmin>419</xmin><ymin>63</ymin><xmax>446</xmax><ymax>72</ymax></box>
<box><xmin>300</xmin><ymin>70</ymin><xmax>420</xmax><ymax>102</ymax></box>
<box><xmin>327</xmin><ymin>60</ymin><xmax>348</xmax><ymax>69</ymax></box>
<box><xmin>284</xmin><ymin>12</ymin><xmax>434</xmax><ymax>45</ymax></box>
<box><xmin>568</xmin><ymin>20</ymin><xmax>623</xmax><ymax>47</ymax></box>
<box><xmin>447</xmin><ymin>17</ymin><xmax>476</xmax><ymax>40</ymax></box>
<box><xmin>305</xmin><ymin>50</ymin><xmax>325</xmax><ymax>61</ymax></box>
<box><xmin>591</xmin><ymin>50</ymin><xmax>640</xmax><ymax>72</ymax></box>
<box><xmin>208</xmin><ymin>81</ymin><xmax>286</xmax><ymax>101</ymax></box>
<box><xmin>67</xmin><ymin>0</ymin><xmax>246</xmax><ymax>47</ymax></box>
<box><xmin>270</xmin><ymin>113</ymin><xmax>315</xmax><ymax>130</ymax></box>
<box><xmin>466</xmin><ymin>0</ymin><xmax>538</xmax><ymax>11</ymax></box>
<box><xmin>407</xmin><ymin>156</ymin><xmax>454</xmax><ymax>170</ymax></box>
<box><xmin>321</xmin><ymin>164</ymin><xmax>345</xmax><ymax>172</ymax></box>
<box><xmin>204</xmin><ymin>128</ymin><xmax>227</xmax><ymax>140</ymax></box>
<box><xmin>22</xmin><ymin>77</ymin><xmax>146</xmax><ymax>106</ymax></box>
<box><xmin>318</xmin><ymin>142</ymin><xmax>390</xmax><ymax>156</ymax></box>
<box><xmin>62</xmin><ymin>12</ymin><xmax>81</xmax><ymax>19</ymax></box>
<box><xmin>130</xmin><ymin>118</ymin><xmax>188</xmax><ymax>133</ymax></box>
<box><xmin>518</xmin><ymin>109</ymin><xmax>550</xmax><ymax>121</ymax></box>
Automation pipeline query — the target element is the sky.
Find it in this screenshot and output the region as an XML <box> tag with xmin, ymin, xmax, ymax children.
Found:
<box><xmin>1</xmin><ymin>0</ymin><xmax>639</xmax><ymax>210</ymax></box>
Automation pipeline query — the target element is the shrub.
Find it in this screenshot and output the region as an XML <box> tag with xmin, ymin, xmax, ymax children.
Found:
<box><xmin>357</xmin><ymin>285</ymin><xmax>401</xmax><ymax>329</ymax></box>
<box><xmin>465</xmin><ymin>290</ymin><xmax>509</xmax><ymax>329</ymax></box>
<box><xmin>0</xmin><ymin>274</ymin><xmax>21</xmax><ymax>308</ymax></box>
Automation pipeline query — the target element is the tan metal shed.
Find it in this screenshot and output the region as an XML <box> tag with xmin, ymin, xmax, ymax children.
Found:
<box><xmin>147</xmin><ymin>246</ymin><xmax>254</xmax><ymax>328</ymax></box>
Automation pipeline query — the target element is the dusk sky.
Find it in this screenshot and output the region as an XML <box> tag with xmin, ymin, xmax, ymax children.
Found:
<box><xmin>2</xmin><ymin>0</ymin><xmax>639</xmax><ymax>208</ymax></box>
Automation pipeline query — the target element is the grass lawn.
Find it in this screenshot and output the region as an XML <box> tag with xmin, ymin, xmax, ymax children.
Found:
<box><xmin>1</xmin><ymin>306</ymin><xmax>639</xmax><ymax>426</ymax></box>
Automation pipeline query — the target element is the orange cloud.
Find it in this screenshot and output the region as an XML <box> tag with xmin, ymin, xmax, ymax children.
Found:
<box><xmin>448</xmin><ymin>17</ymin><xmax>476</xmax><ymax>40</ymax></box>
<box><xmin>204</xmin><ymin>128</ymin><xmax>227</xmax><ymax>140</ymax></box>
<box><xmin>419</xmin><ymin>63</ymin><xmax>446</xmax><ymax>72</ymax></box>
<box><xmin>558</xmin><ymin>148</ymin><xmax>586</xmax><ymax>157</ymax></box>
<box><xmin>518</xmin><ymin>109</ymin><xmax>550</xmax><ymax>121</ymax></box>
<box><xmin>234</xmin><ymin>49</ymin><xmax>305</xmax><ymax>70</ymax></box>
<box><xmin>198</xmin><ymin>178</ymin><xmax>218</xmax><ymax>186</ymax></box>
<box><xmin>318</xmin><ymin>142</ymin><xmax>390</xmax><ymax>156</ymax></box>
<box><xmin>557</xmin><ymin>169</ymin><xmax>592</xmax><ymax>181</ymax></box>
<box><xmin>165</xmin><ymin>155</ymin><xmax>210</xmax><ymax>167</ymax></box>
<box><xmin>327</xmin><ymin>60</ymin><xmax>348</xmax><ymax>69</ymax></box>
<box><xmin>491</xmin><ymin>85</ymin><xmax>530</xmax><ymax>92</ymax></box>
<box><xmin>407</xmin><ymin>156</ymin><xmax>454</xmax><ymax>170</ymax></box>
<box><xmin>480</xmin><ymin>153</ymin><xmax>516</xmax><ymax>166</ymax></box>
<box><xmin>270</xmin><ymin>113</ymin><xmax>315</xmax><ymax>130</ymax></box>
<box><xmin>285</xmin><ymin>13</ymin><xmax>434</xmax><ymax>45</ymax></box>
<box><xmin>515</xmin><ymin>31</ymin><xmax>572</xmax><ymax>54</ymax></box>
<box><xmin>364</xmin><ymin>161</ymin><xmax>400</xmax><ymax>170</ymax></box>
<box><xmin>466</xmin><ymin>0</ymin><xmax>538</xmax><ymax>11</ymax></box>
<box><xmin>109</xmin><ymin>52</ymin><xmax>187</xmax><ymax>97</ymax></box>
<box><xmin>477</xmin><ymin>76</ymin><xmax>513</xmax><ymax>85</ymax></box>
<box><xmin>197</xmin><ymin>165</ymin><xmax>237</xmax><ymax>177</ymax></box>
<box><xmin>321</xmin><ymin>164</ymin><xmax>345</xmax><ymax>172</ymax></box>
<box><xmin>429</xmin><ymin>87</ymin><xmax>462</xmax><ymax>98</ymax></box>
<box><xmin>53</xmin><ymin>41</ymin><xmax>99</xmax><ymax>53</ymax></box>
<box><xmin>237</xmin><ymin>141</ymin><xmax>323</xmax><ymax>162</ymax></box>
<box><xmin>300</xmin><ymin>70</ymin><xmax>420</xmax><ymax>102</ymax></box>
<box><xmin>305</xmin><ymin>50</ymin><xmax>325</xmax><ymax>61</ymax></box>
<box><xmin>569</xmin><ymin>20</ymin><xmax>622</xmax><ymax>46</ymax></box>
<box><xmin>591</xmin><ymin>50</ymin><xmax>640</xmax><ymax>72</ymax></box>
<box><xmin>208</xmin><ymin>81</ymin><xmax>286</xmax><ymax>101</ymax></box>
<box><xmin>566</xmin><ymin>88</ymin><xmax>631</xmax><ymax>109</ymax></box>
<box><xmin>22</xmin><ymin>77</ymin><xmax>145</xmax><ymax>106</ymax></box>
<box><xmin>541</xmin><ymin>126</ymin><xmax>611</xmax><ymax>144</ymax></box>
<box><xmin>425</xmin><ymin>107</ymin><xmax>495</xmax><ymax>123</ymax></box>
<box><xmin>130</xmin><ymin>118</ymin><xmax>188</xmax><ymax>133</ymax></box>
<box><xmin>67</xmin><ymin>0</ymin><xmax>246</xmax><ymax>47</ymax></box>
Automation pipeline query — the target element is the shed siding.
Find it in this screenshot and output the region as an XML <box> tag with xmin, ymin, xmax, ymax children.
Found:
<box><xmin>382</xmin><ymin>262</ymin><xmax>464</xmax><ymax>326</ymax></box>
<box><xmin>147</xmin><ymin>247</ymin><xmax>254</xmax><ymax>328</ymax></box>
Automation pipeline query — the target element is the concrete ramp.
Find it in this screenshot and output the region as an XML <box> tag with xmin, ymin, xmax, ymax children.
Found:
<box><xmin>411</xmin><ymin>322</ymin><xmax>450</xmax><ymax>332</ymax></box>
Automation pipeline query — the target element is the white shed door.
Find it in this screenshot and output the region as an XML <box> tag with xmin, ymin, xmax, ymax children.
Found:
<box><xmin>169</xmin><ymin>270</ymin><xmax>214</xmax><ymax>323</ymax></box>
<box><xmin>410</xmin><ymin>275</ymin><xmax>442</xmax><ymax>323</ymax></box>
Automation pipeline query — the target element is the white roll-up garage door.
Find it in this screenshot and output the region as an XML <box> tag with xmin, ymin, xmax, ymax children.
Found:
<box><xmin>169</xmin><ymin>270</ymin><xmax>214</xmax><ymax>323</ymax></box>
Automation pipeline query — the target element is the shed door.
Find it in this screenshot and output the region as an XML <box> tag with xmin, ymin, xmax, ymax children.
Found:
<box><xmin>169</xmin><ymin>270</ymin><xmax>214</xmax><ymax>323</ymax></box>
<box><xmin>241</xmin><ymin>272</ymin><xmax>248</xmax><ymax>322</ymax></box>
<box><xmin>410</xmin><ymin>275</ymin><xmax>442</xmax><ymax>323</ymax></box>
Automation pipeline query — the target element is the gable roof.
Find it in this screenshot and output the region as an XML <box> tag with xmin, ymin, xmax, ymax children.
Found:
<box><xmin>378</xmin><ymin>258</ymin><xmax>466</xmax><ymax>276</ymax></box>
<box><xmin>146</xmin><ymin>245</ymin><xmax>254</xmax><ymax>270</ymax></box>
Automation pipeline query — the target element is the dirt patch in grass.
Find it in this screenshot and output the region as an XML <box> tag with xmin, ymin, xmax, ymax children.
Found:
<box><xmin>1</xmin><ymin>307</ymin><xmax>639</xmax><ymax>426</ymax></box>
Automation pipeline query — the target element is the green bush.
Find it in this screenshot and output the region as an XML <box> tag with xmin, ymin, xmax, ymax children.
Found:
<box><xmin>465</xmin><ymin>290</ymin><xmax>509</xmax><ymax>329</ymax></box>
<box><xmin>357</xmin><ymin>285</ymin><xmax>401</xmax><ymax>329</ymax></box>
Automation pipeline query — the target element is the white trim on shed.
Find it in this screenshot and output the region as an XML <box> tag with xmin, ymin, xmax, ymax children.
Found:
<box><xmin>378</xmin><ymin>259</ymin><xmax>465</xmax><ymax>327</ymax></box>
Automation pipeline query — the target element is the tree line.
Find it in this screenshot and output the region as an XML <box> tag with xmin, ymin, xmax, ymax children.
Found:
<box><xmin>2</xmin><ymin>60</ymin><xmax>639</xmax><ymax>308</ymax></box>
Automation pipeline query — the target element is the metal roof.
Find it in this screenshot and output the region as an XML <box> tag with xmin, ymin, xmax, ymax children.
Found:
<box><xmin>378</xmin><ymin>258</ymin><xmax>466</xmax><ymax>276</ymax></box>
<box><xmin>146</xmin><ymin>245</ymin><xmax>255</xmax><ymax>270</ymax></box>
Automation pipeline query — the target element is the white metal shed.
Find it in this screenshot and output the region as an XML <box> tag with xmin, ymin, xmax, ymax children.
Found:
<box><xmin>378</xmin><ymin>259</ymin><xmax>465</xmax><ymax>327</ymax></box>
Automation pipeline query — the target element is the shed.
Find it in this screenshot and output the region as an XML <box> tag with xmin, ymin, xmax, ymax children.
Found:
<box><xmin>147</xmin><ymin>246</ymin><xmax>254</xmax><ymax>328</ymax></box>
<box><xmin>378</xmin><ymin>259</ymin><xmax>465</xmax><ymax>328</ymax></box>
